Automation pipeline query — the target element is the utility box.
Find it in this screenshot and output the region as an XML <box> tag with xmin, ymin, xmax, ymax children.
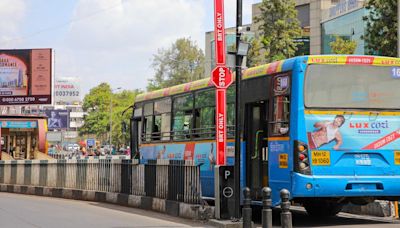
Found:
<box><xmin>214</xmin><ymin>165</ymin><xmax>235</xmax><ymax>219</ymax></box>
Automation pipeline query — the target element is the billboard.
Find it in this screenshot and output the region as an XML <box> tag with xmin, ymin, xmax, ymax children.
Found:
<box><xmin>45</xmin><ymin>110</ymin><xmax>69</xmax><ymax>130</ymax></box>
<box><xmin>0</xmin><ymin>49</ymin><xmax>52</xmax><ymax>105</ymax></box>
<box><xmin>54</xmin><ymin>78</ymin><xmax>81</xmax><ymax>104</ymax></box>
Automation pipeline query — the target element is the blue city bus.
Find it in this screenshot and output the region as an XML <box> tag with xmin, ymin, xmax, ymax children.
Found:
<box><xmin>131</xmin><ymin>55</ymin><xmax>400</xmax><ymax>216</ymax></box>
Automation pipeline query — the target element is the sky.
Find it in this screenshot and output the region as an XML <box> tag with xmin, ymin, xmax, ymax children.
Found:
<box><xmin>0</xmin><ymin>0</ymin><xmax>259</xmax><ymax>95</ymax></box>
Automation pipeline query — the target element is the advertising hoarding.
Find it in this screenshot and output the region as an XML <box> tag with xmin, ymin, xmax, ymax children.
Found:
<box><xmin>45</xmin><ymin>110</ymin><xmax>69</xmax><ymax>130</ymax></box>
<box><xmin>54</xmin><ymin>78</ymin><xmax>81</xmax><ymax>104</ymax></box>
<box><xmin>0</xmin><ymin>49</ymin><xmax>52</xmax><ymax>105</ymax></box>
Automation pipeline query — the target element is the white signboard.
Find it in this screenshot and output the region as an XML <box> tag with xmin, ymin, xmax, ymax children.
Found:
<box><xmin>54</xmin><ymin>78</ymin><xmax>81</xmax><ymax>104</ymax></box>
<box><xmin>46</xmin><ymin>131</ymin><xmax>62</xmax><ymax>142</ymax></box>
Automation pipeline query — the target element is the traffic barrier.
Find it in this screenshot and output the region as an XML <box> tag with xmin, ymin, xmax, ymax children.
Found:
<box><xmin>242</xmin><ymin>187</ymin><xmax>252</xmax><ymax>227</ymax></box>
<box><xmin>0</xmin><ymin>159</ymin><xmax>201</xmax><ymax>204</ymax></box>
<box><xmin>280</xmin><ymin>189</ymin><xmax>292</xmax><ymax>228</ymax></box>
<box><xmin>262</xmin><ymin>187</ymin><xmax>272</xmax><ymax>228</ymax></box>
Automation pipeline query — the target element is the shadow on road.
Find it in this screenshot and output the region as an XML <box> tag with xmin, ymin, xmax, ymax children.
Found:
<box><xmin>252</xmin><ymin>206</ymin><xmax>400</xmax><ymax>227</ymax></box>
<box><xmin>86</xmin><ymin>201</ymin><xmax>211</xmax><ymax>227</ymax></box>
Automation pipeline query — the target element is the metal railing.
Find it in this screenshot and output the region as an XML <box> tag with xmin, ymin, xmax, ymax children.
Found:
<box><xmin>0</xmin><ymin>159</ymin><xmax>201</xmax><ymax>204</ymax></box>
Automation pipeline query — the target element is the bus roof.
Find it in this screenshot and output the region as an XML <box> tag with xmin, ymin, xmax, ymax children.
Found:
<box><xmin>135</xmin><ymin>55</ymin><xmax>400</xmax><ymax>103</ymax></box>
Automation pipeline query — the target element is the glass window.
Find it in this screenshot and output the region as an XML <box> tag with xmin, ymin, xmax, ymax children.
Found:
<box><xmin>174</xmin><ymin>94</ymin><xmax>193</xmax><ymax>110</ymax></box>
<box><xmin>134</xmin><ymin>107</ymin><xmax>142</xmax><ymax>117</ymax></box>
<box><xmin>154</xmin><ymin>98</ymin><xmax>171</xmax><ymax>114</ymax></box>
<box><xmin>305</xmin><ymin>65</ymin><xmax>400</xmax><ymax>109</ymax></box>
<box><xmin>144</xmin><ymin>116</ymin><xmax>153</xmax><ymax>142</ymax></box>
<box><xmin>172</xmin><ymin>94</ymin><xmax>193</xmax><ymax>140</ymax></box>
<box><xmin>173</xmin><ymin>110</ymin><xmax>192</xmax><ymax>140</ymax></box>
<box><xmin>271</xmin><ymin>96</ymin><xmax>290</xmax><ymax>135</ymax></box>
<box><xmin>143</xmin><ymin>103</ymin><xmax>153</xmax><ymax>116</ymax></box>
<box><xmin>194</xmin><ymin>90</ymin><xmax>216</xmax><ymax>138</ymax></box>
<box><xmin>321</xmin><ymin>8</ymin><xmax>367</xmax><ymax>54</ymax></box>
<box><xmin>195</xmin><ymin>90</ymin><xmax>215</xmax><ymax>108</ymax></box>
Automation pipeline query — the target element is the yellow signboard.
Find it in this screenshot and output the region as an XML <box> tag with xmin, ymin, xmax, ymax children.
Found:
<box><xmin>279</xmin><ymin>153</ymin><xmax>288</xmax><ymax>168</ymax></box>
<box><xmin>311</xmin><ymin>150</ymin><xmax>331</xmax><ymax>166</ymax></box>
<box><xmin>395</xmin><ymin>151</ymin><xmax>400</xmax><ymax>165</ymax></box>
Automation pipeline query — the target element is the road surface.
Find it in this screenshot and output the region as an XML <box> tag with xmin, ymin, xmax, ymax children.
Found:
<box><xmin>0</xmin><ymin>192</ymin><xmax>210</xmax><ymax>228</ymax></box>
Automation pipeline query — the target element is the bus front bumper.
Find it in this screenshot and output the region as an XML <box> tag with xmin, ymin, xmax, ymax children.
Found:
<box><xmin>292</xmin><ymin>173</ymin><xmax>400</xmax><ymax>198</ymax></box>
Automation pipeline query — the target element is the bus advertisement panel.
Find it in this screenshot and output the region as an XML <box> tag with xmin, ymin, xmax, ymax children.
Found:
<box><xmin>0</xmin><ymin>49</ymin><xmax>52</xmax><ymax>105</ymax></box>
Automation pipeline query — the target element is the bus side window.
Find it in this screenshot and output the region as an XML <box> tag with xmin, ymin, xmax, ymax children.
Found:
<box><xmin>272</xmin><ymin>96</ymin><xmax>290</xmax><ymax>135</ymax></box>
<box><xmin>154</xmin><ymin>98</ymin><xmax>171</xmax><ymax>141</ymax></box>
<box><xmin>172</xmin><ymin>94</ymin><xmax>194</xmax><ymax>140</ymax></box>
<box><xmin>143</xmin><ymin>103</ymin><xmax>154</xmax><ymax>142</ymax></box>
<box><xmin>194</xmin><ymin>89</ymin><xmax>215</xmax><ymax>139</ymax></box>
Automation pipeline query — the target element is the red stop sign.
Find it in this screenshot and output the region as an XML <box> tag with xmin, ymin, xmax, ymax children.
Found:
<box><xmin>211</xmin><ymin>66</ymin><xmax>233</xmax><ymax>89</ymax></box>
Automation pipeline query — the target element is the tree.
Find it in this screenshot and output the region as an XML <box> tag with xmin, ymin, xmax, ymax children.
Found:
<box><xmin>246</xmin><ymin>38</ymin><xmax>264</xmax><ymax>67</ymax></box>
<box><xmin>79</xmin><ymin>83</ymin><xmax>141</xmax><ymax>146</ymax></box>
<box><xmin>253</xmin><ymin>0</ymin><xmax>302</xmax><ymax>63</ymax></box>
<box><xmin>147</xmin><ymin>38</ymin><xmax>205</xmax><ymax>91</ymax></box>
<box><xmin>363</xmin><ymin>0</ymin><xmax>397</xmax><ymax>56</ymax></box>
<box><xmin>330</xmin><ymin>36</ymin><xmax>357</xmax><ymax>54</ymax></box>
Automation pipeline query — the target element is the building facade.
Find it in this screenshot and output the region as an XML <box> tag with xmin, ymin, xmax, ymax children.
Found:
<box><xmin>205</xmin><ymin>0</ymin><xmax>368</xmax><ymax>76</ymax></box>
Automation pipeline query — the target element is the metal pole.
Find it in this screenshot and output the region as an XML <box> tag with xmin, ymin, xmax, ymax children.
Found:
<box><xmin>234</xmin><ymin>0</ymin><xmax>242</xmax><ymax>219</ymax></box>
<box><xmin>242</xmin><ymin>187</ymin><xmax>252</xmax><ymax>227</ymax></box>
<box><xmin>109</xmin><ymin>94</ymin><xmax>113</xmax><ymax>146</ymax></box>
<box><xmin>262</xmin><ymin>187</ymin><xmax>273</xmax><ymax>228</ymax></box>
<box><xmin>280</xmin><ymin>189</ymin><xmax>292</xmax><ymax>228</ymax></box>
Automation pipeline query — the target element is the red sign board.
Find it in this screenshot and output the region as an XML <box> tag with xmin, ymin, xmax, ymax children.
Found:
<box><xmin>214</xmin><ymin>0</ymin><xmax>226</xmax><ymax>65</ymax></box>
<box><xmin>211</xmin><ymin>66</ymin><xmax>233</xmax><ymax>89</ymax></box>
<box><xmin>216</xmin><ymin>88</ymin><xmax>227</xmax><ymax>165</ymax></box>
<box><xmin>213</xmin><ymin>0</ymin><xmax>228</xmax><ymax>165</ymax></box>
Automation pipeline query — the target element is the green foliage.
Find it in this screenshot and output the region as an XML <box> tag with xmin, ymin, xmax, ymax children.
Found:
<box><xmin>80</xmin><ymin>83</ymin><xmax>142</xmax><ymax>146</ymax></box>
<box><xmin>147</xmin><ymin>38</ymin><xmax>205</xmax><ymax>91</ymax></box>
<box><xmin>330</xmin><ymin>36</ymin><xmax>357</xmax><ymax>54</ymax></box>
<box><xmin>252</xmin><ymin>0</ymin><xmax>302</xmax><ymax>64</ymax></box>
<box><xmin>246</xmin><ymin>38</ymin><xmax>264</xmax><ymax>67</ymax></box>
<box><xmin>363</xmin><ymin>0</ymin><xmax>397</xmax><ymax>56</ymax></box>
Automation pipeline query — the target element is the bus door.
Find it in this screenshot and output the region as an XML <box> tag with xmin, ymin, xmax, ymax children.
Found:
<box><xmin>245</xmin><ymin>100</ymin><xmax>269</xmax><ymax>200</ymax></box>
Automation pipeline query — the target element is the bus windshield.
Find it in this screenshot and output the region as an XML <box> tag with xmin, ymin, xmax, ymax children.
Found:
<box><xmin>305</xmin><ymin>65</ymin><xmax>400</xmax><ymax>109</ymax></box>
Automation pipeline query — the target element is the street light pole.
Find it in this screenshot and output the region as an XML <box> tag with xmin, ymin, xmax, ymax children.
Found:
<box><xmin>109</xmin><ymin>87</ymin><xmax>121</xmax><ymax>147</ymax></box>
<box><xmin>234</xmin><ymin>0</ymin><xmax>242</xmax><ymax>220</ymax></box>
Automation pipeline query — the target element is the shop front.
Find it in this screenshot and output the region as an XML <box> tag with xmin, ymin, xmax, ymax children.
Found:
<box><xmin>0</xmin><ymin>116</ymin><xmax>47</xmax><ymax>160</ymax></box>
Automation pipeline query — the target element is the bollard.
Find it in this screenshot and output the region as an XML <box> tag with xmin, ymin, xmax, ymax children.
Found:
<box><xmin>262</xmin><ymin>187</ymin><xmax>272</xmax><ymax>228</ymax></box>
<box><xmin>280</xmin><ymin>189</ymin><xmax>292</xmax><ymax>228</ymax></box>
<box><xmin>242</xmin><ymin>187</ymin><xmax>252</xmax><ymax>228</ymax></box>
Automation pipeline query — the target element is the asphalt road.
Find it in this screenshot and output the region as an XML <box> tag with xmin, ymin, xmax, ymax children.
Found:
<box><xmin>253</xmin><ymin>206</ymin><xmax>400</xmax><ymax>228</ymax></box>
<box><xmin>0</xmin><ymin>193</ymin><xmax>211</xmax><ymax>228</ymax></box>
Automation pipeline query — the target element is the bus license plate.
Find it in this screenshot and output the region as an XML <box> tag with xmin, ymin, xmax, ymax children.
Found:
<box><xmin>311</xmin><ymin>150</ymin><xmax>330</xmax><ymax>166</ymax></box>
<box><xmin>354</xmin><ymin>154</ymin><xmax>371</xmax><ymax>166</ymax></box>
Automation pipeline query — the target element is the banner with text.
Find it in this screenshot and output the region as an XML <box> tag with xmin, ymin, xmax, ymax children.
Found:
<box><xmin>0</xmin><ymin>49</ymin><xmax>52</xmax><ymax>105</ymax></box>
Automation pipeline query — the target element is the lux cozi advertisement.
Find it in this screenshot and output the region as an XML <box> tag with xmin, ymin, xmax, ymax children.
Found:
<box><xmin>305</xmin><ymin>113</ymin><xmax>400</xmax><ymax>150</ymax></box>
<box><xmin>0</xmin><ymin>49</ymin><xmax>52</xmax><ymax>105</ymax></box>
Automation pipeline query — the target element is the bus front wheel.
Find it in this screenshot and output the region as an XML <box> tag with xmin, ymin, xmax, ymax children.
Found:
<box><xmin>303</xmin><ymin>200</ymin><xmax>343</xmax><ymax>217</ymax></box>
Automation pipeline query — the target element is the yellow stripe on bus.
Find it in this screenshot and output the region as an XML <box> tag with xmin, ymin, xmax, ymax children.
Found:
<box><xmin>305</xmin><ymin>110</ymin><xmax>400</xmax><ymax>116</ymax></box>
<box><xmin>268</xmin><ymin>137</ymin><xmax>290</xmax><ymax>141</ymax></box>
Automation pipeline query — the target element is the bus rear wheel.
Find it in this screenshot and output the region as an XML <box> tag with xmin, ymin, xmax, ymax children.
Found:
<box><xmin>303</xmin><ymin>200</ymin><xmax>343</xmax><ymax>217</ymax></box>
